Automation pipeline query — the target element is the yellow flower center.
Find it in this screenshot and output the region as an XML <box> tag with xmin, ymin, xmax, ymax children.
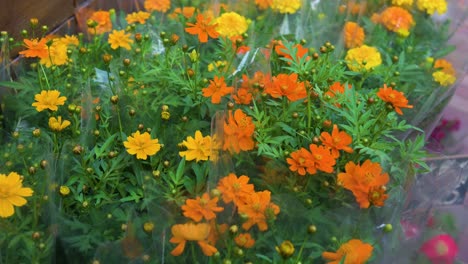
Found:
<box><xmin>314</xmin><ymin>154</ymin><xmax>322</xmax><ymax>160</ymax></box>
<box><xmin>233</xmin><ymin>183</ymin><xmax>241</xmax><ymax>190</ymax></box>
<box><xmin>436</xmin><ymin>241</ymin><xmax>449</xmax><ymax>256</ymax></box>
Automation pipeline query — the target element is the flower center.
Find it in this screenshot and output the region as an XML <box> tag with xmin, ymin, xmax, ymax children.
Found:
<box><xmin>436</xmin><ymin>241</ymin><xmax>449</xmax><ymax>256</ymax></box>
<box><xmin>253</xmin><ymin>203</ymin><xmax>261</xmax><ymax>211</ymax></box>
<box><xmin>0</xmin><ymin>185</ymin><xmax>12</xmax><ymax>198</ymax></box>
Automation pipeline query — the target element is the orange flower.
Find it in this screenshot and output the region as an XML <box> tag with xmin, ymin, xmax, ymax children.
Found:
<box><xmin>286</xmin><ymin>148</ymin><xmax>314</xmax><ymax>176</ymax></box>
<box><xmin>126</xmin><ymin>11</ymin><xmax>151</xmax><ymax>24</ymax></box>
<box><xmin>325</xmin><ymin>81</ymin><xmax>352</xmax><ymax>107</ymax></box>
<box><xmin>265</xmin><ymin>73</ymin><xmax>307</xmax><ymax>101</ymax></box>
<box><xmin>223</xmin><ymin>109</ymin><xmax>255</xmax><ymax>153</ymax></box>
<box><xmin>255</xmin><ymin>0</ymin><xmax>273</xmax><ymax>9</ymax></box>
<box><xmin>19</xmin><ymin>38</ymin><xmax>48</xmax><ymax>59</ymax></box>
<box><xmin>237</xmin><ymin>72</ymin><xmax>270</xmax><ymax>100</ymax></box>
<box><xmin>376</xmin><ymin>84</ymin><xmax>413</xmax><ymax>115</ymax></box>
<box><xmin>88</xmin><ymin>10</ymin><xmax>112</xmax><ymax>34</ymax></box>
<box><xmin>169</xmin><ymin>222</ymin><xmax>218</xmax><ymax>256</ymax></box>
<box><xmin>307</xmin><ymin>144</ymin><xmax>336</xmax><ymax>174</ymax></box>
<box><xmin>230</xmin><ymin>35</ymin><xmax>250</xmax><ymax>54</ymax></box>
<box><xmin>144</xmin><ymin>0</ymin><xmax>170</xmax><ymax>13</ymax></box>
<box><xmin>433</xmin><ymin>58</ymin><xmax>457</xmax><ymax>86</ymax></box>
<box><xmin>181</xmin><ymin>193</ymin><xmax>224</xmax><ymax>222</ymax></box>
<box><xmin>232</xmin><ymin>88</ymin><xmax>253</xmax><ymax>105</ymax></box>
<box><xmin>320</xmin><ymin>125</ymin><xmax>353</xmax><ymax>158</ymax></box>
<box><xmin>343</xmin><ymin>22</ymin><xmax>365</xmax><ymax>48</ymax></box>
<box><xmin>337</xmin><ymin>160</ymin><xmax>390</xmax><ymax>208</ymax></box>
<box><xmin>274</xmin><ymin>41</ymin><xmax>309</xmax><ymax>62</ymax></box>
<box><xmin>379</xmin><ymin>6</ymin><xmax>414</xmax><ymax>37</ymax></box>
<box><xmin>326</xmin><ymin>82</ymin><xmax>350</xmax><ymax>98</ymax></box>
<box><xmin>202</xmin><ymin>76</ymin><xmax>234</xmax><ymax>104</ymax></box>
<box><xmin>217</xmin><ymin>173</ymin><xmax>255</xmax><ymax>206</ymax></box>
<box><xmin>434</xmin><ymin>59</ymin><xmax>456</xmax><ymax>76</ymax></box>
<box><xmin>169</xmin><ymin>7</ymin><xmax>196</xmax><ymax>20</ymax></box>
<box><xmin>185</xmin><ymin>14</ymin><xmax>219</xmax><ymax>43</ymax></box>
<box><xmin>322</xmin><ymin>239</ymin><xmax>373</xmax><ymax>264</ymax></box>
<box><xmin>235</xmin><ymin>233</ymin><xmax>256</xmax><ymax>248</ymax></box>
<box><xmin>237</xmin><ymin>191</ymin><xmax>280</xmax><ymax>231</ymax></box>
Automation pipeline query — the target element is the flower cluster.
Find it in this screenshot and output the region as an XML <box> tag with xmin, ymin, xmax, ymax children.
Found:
<box><xmin>0</xmin><ymin>0</ymin><xmax>463</xmax><ymax>262</ymax></box>
<box><xmin>170</xmin><ymin>173</ymin><xmax>279</xmax><ymax>256</ymax></box>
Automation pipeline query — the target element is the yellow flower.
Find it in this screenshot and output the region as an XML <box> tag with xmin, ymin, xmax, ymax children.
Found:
<box><xmin>108</xmin><ymin>30</ymin><xmax>134</xmax><ymax>50</ymax></box>
<box><xmin>432</xmin><ymin>59</ymin><xmax>456</xmax><ymax>86</ymax></box>
<box><xmin>208</xmin><ymin>60</ymin><xmax>227</xmax><ymax>72</ymax></box>
<box><xmin>32</xmin><ymin>90</ymin><xmax>67</xmax><ymax>112</ymax></box>
<box><xmin>48</xmin><ymin>116</ymin><xmax>71</xmax><ymax>132</ymax></box>
<box><xmin>434</xmin><ymin>58</ymin><xmax>456</xmax><ymax>76</ymax></box>
<box><xmin>0</xmin><ymin>172</ymin><xmax>34</xmax><ymax>218</ymax></box>
<box><xmin>433</xmin><ymin>71</ymin><xmax>456</xmax><ymax>86</ymax></box>
<box><xmin>416</xmin><ymin>0</ymin><xmax>447</xmax><ymax>15</ymax></box>
<box><xmin>124</xmin><ymin>131</ymin><xmax>162</xmax><ymax>160</ymax></box>
<box><xmin>179</xmin><ymin>131</ymin><xmax>212</xmax><ymax>162</ymax></box>
<box><xmin>215</xmin><ymin>12</ymin><xmax>250</xmax><ymax>38</ymax></box>
<box><xmin>40</xmin><ymin>39</ymin><xmax>68</xmax><ymax>67</ymax></box>
<box><xmin>58</xmin><ymin>35</ymin><xmax>79</xmax><ymax>46</ymax></box>
<box><xmin>392</xmin><ymin>0</ymin><xmax>414</xmax><ymax>6</ymax></box>
<box><xmin>126</xmin><ymin>11</ymin><xmax>151</xmax><ymax>24</ymax></box>
<box><xmin>271</xmin><ymin>0</ymin><xmax>302</xmax><ymax>14</ymax></box>
<box><xmin>345</xmin><ymin>45</ymin><xmax>382</xmax><ymax>72</ymax></box>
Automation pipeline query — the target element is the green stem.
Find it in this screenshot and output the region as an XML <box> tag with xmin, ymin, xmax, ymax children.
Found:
<box><xmin>39</xmin><ymin>64</ymin><xmax>51</xmax><ymax>90</ymax></box>
<box><xmin>296</xmin><ymin>235</ymin><xmax>310</xmax><ymax>261</ymax></box>
<box><xmin>191</xmin><ymin>242</ymin><xmax>197</xmax><ymax>264</ymax></box>
<box><xmin>307</xmin><ymin>92</ymin><xmax>312</xmax><ymax>134</ymax></box>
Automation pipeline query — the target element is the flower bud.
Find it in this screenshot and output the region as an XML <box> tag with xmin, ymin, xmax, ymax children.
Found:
<box><xmin>308</xmin><ymin>225</ymin><xmax>317</xmax><ymax>234</ymax></box>
<box><xmin>30</xmin><ymin>18</ymin><xmax>39</xmax><ymax>27</ymax></box>
<box><xmin>32</xmin><ymin>128</ymin><xmax>41</xmax><ymax>137</ymax></box>
<box><xmin>384</xmin><ymin>224</ymin><xmax>393</xmax><ymax>233</ymax></box>
<box><xmin>32</xmin><ymin>231</ymin><xmax>41</xmax><ymax>240</ymax></box>
<box><xmin>111</xmin><ymin>95</ymin><xmax>119</xmax><ymax>104</ymax></box>
<box><xmin>73</xmin><ymin>145</ymin><xmax>83</xmax><ymax>155</ymax></box>
<box><xmin>28</xmin><ymin>166</ymin><xmax>37</xmax><ymax>175</ymax></box>
<box><xmin>59</xmin><ymin>186</ymin><xmax>70</xmax><ymax>196</ymax></box>
<box><xmin>123</xmin><ymin>58</ymin><xmax>131</xmax><ymax>67</ymax></box>
<box><xmin>143</xmin><ymin>221</ymin><xmax>155</xmax><ymax>234</ymax></box>
<box><xmin>102</xmin><ymin>54</ymin><xmax>112</xmax><ymax>64</ymax></box>
<box><xmin>276</xmin><ymin>240</ymin><xmax>295</xmax><ymax>259</ymax></box>
<box><xmin>229</xmin><ymin>225</ymin><xmax>238</xmax><ymax>234</ymax></box>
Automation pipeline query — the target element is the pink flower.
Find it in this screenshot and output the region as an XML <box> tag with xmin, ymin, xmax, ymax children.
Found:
<box><xmin>420</xmin><ymin>234</ymin><xmax>458</xmax><ymax>264</ymax></box>
<box><xmin>400</xmin><ymin>220</ymin><xmax>420</xmax><ymax>239</ymax></box>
